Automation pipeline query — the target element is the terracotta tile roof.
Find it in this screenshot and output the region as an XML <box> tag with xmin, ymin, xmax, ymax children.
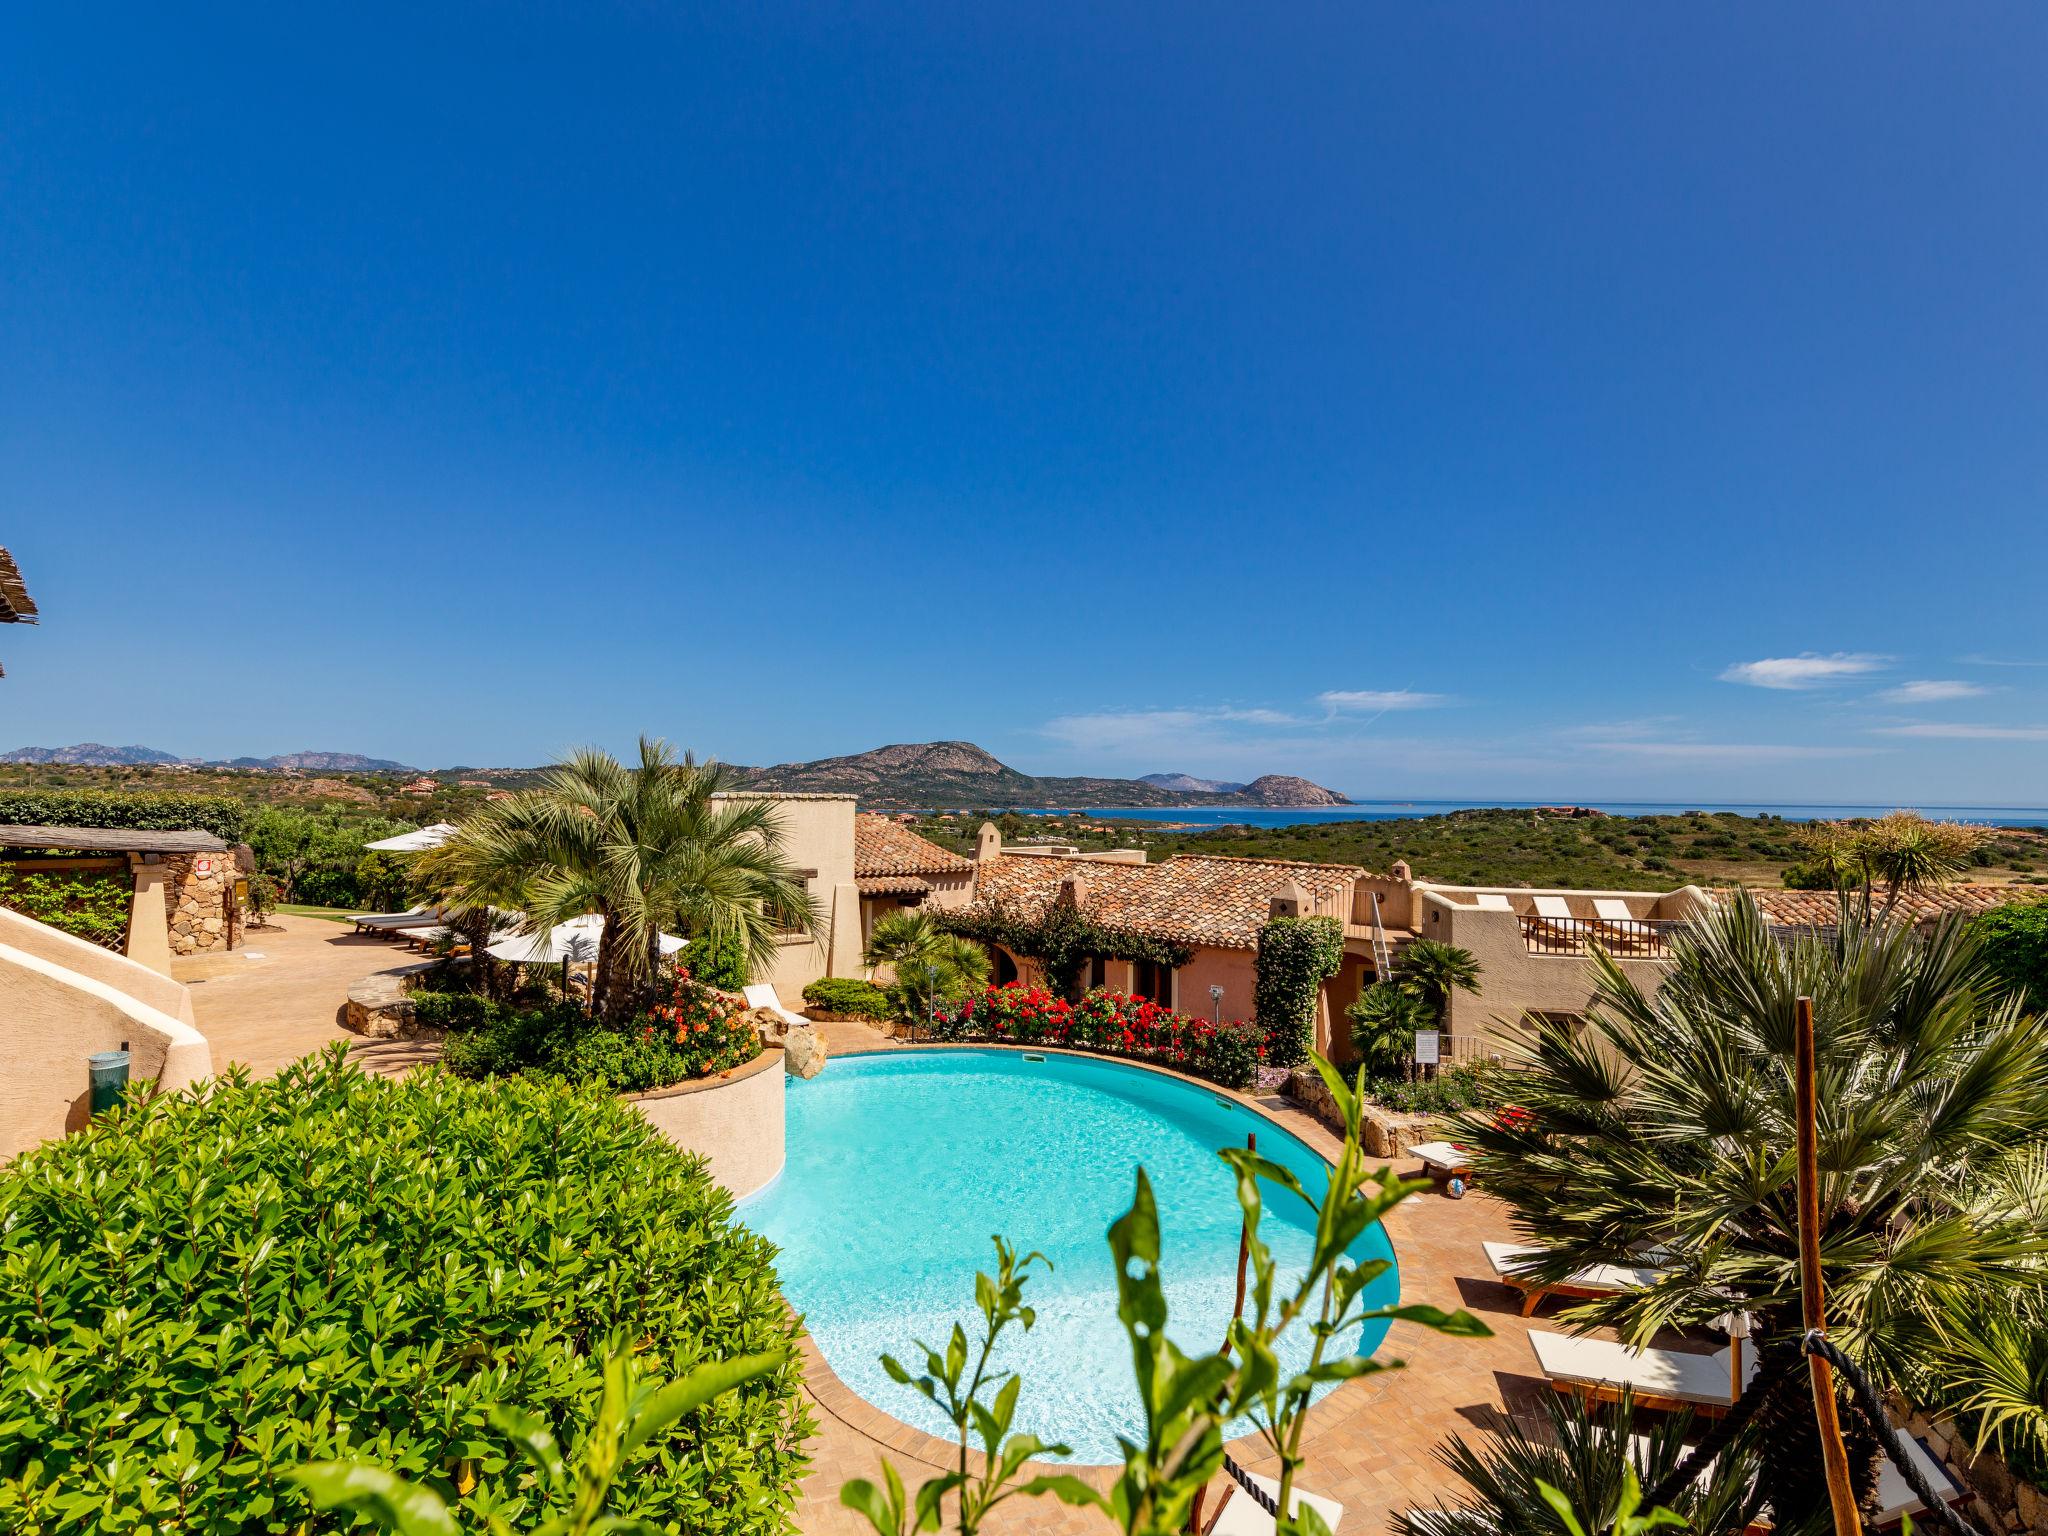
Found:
<box><xmin>856</xmin><ymin>874</ymin><xmax>932</xmax><ymax>896</ymax></box>
<box><xmin>969</xmin><ymin>852</ymin><xmax>1361</xmax><ymax>950</ymax></box>
<box><xmin>1741</xmin><ymin>883</ymin><xmax>2032</xmax><ymax>927</ymax></box>
<box><xmin>854</xmin><ymin>813</ymin><xmax>974</xmax><ymax>879</ymax></box>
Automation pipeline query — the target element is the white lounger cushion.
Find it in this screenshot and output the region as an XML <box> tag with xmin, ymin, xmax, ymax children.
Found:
<box><xmin>1409</xmin><ymin>1141</ymin><xmax>1474</xmax><ymax>1174</ymax></box>
<box><xmin>1874</xmin><ymin>1432</ymin><xmax>1959</xmax><ymax>1523</ymax></box>
<box><xmin>1208</xmin><ymin>1470</ymin><xmax>1343</xmax><ymax>1536</ymax></box>
<box><xmin>1529</xmin><ymin>1331</ymin><xmax>1756</xmax><ymax>1406</ymax></box>
<box><xmin>742</xmin><ymin>984</ymin><xmax>807</xmax><ymax>1028</ymax></box>
<box><xmin>1532</xmin><ymin>895</ymin><xmax>1575</xmax><ymax>921</ymax></box>
<box><xmin>1474</xmin><ymin>893</ymin><xmax>1514</xmax><ymax>911</ymax></box>
<box><xmin>1482</xmin><ymin>1241</ymin><xmax>1664</xmax><ymax>1293</ymax></box>
<box><xmin>1592</xmin><ymin>899</ymin><xmax>1636</xmax><ymax>923</ymax></box>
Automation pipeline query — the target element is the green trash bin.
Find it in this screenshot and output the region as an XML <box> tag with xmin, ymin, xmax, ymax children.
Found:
<box><xmin>88</xmin><ymin>1049</ymin><xmax>131</xmax><ymax>1116</ymax></box>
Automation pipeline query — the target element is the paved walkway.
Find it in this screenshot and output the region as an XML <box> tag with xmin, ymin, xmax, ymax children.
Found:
<box><xmin>172</xmin><ymin>914</ymin><xmax>441</xmax><ymax>1076</ymax></box>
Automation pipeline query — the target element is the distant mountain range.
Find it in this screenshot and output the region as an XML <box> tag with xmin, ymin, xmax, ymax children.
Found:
<box><xmin>732</xmin><ymin>741</ymin><xmax>1349</xmax><ymax>808</ymax></box>
<box><xmin>1</xmin><ymin>738</ymin><xmax>1349</xmax><ymax>808</ymax></box>
<box><xmin>0</xmin><ymin>743</ymin><xmax>418</xmax><ymax>773</ymax></box>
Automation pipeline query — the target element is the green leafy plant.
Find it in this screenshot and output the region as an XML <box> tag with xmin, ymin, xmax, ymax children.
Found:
<box><xmin>681</xmin><ymin>928</ymin><xmax>752</xmax><ymax>990</ymax></box>
<box><xmin>864</xmin><ymin>909</ymin><xmax>992</xmax><ymax>1032</ymax></box>
<box><xmin>803</xmin><ymin>976</ymin><xmax>894</xmax><ymax>1021</ymax></box>
<box><xmin>1976</xmin><ymin>897</ymin><xmax>2048</xmax><ymax>1014</ymax></box>
<box><xmin>290</xmin><ymin>1343</ymin><xmax>787</xmax><ymax>1536</ymax></box>
<box><xmin>1392</xmin><ymin>939</ymin><xmax>1482</xmax><ymax>1030</ymax></box>
<box><xmin>936</xmin><ymin>901</ymin><xmax>1190</xmax><ymax>1003</ymax></box>
<box><xmin>0</xmin><ymin>786</ymin><xmax>248</xmax><ymax>842</ymax></box>
<box><xmin>1253</xmin><ymin>915</ymin><xmax>1345</xmax><ymax>1069</ymax></box>
<box><xmin>841</xmin><ymin>1054</ymin><xmax>1495</xmax><ymax>1536</ymax></box>
<box><xmin>243</xmin><ymin>869</ymin><xmax>278</xmax><ymax>927</ymax></box>
<box><xmin>1346</xmin><ymin>982</ymin><xmax>1427</xmax><ymax>1077</ymax></box>
<box><xmin>1363</xmin><ymin>1062</ymin><xmax>1504</xmax><ymax>1115</ymax></box>
<box><xmin>0</xmin><ymin>864</ymin><xmax>131</xmax><ymax>948</ymax></box>
<box><xmin>0</xmin><ymin>1043</ymin><xmax>809</xmax><ymax>1534</ymax></box>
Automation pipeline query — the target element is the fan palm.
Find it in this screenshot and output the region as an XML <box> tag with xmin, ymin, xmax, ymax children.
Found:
<box><xmin>419</xmin><ymin>738</ymin><xmax>819</xmax><ymax>1018</ymax></box>
<box><xmin>1396</xmin><ymin>937</ymin><xmax>1484</xmax><ymax>1027</ymax></box>
<box><xmin>1456</xmin><ymin>892</ymin><xmax>2048</xmax><ymax>1525</ymax></box>
<box><xmin>1347</xmin><ymin>982</ymin><xmax>1428</xmax><ymax>1076</ymax></box>
<box><xmin>1398</xmin><ymin>1390</ymin><xmax>1764</xmax><ymax>1536</ymax></box>
<box><xmin>863</xmin><ymin>909</ymin><xmax>991</xmax><ymax>1033</ymax></box>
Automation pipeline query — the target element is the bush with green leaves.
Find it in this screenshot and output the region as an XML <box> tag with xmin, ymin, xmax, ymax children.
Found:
<box><xmin>0</xmin><ymin>786</ymin><xmax>248</xmax><ymax>843</ymax></box>
<box><xmin>682</xmin><ymin>929</ymin><xmax>752</xmax><ymax>990</ymax></box>
<box><xmin>1362</xmin><ymin>1062</ymin><xmax>1508</xmax><ymax>1116</ymax></box>
<box><xmin>802</xmin><ymin>976</ymin><xmax>893</xmax><ymax>1020</ymax></box>
<box><xmin>0</xmin><ymin>865</ymin><xmax>131</xmax><ymax>948</ymax></box>
<box><xmin>0</xmin><ymin>1046</ymin><xmax>809</xmax><ymax>1535</ymax></box>
<box><xmin>1977</xmin><ymin>898</ymin><xmax>2048</xmax><ymax>1014</ymax></box>
<box><xmin>1252</xmin><ymin>915</ymin><xmax>1344</xmax><ymax>1068</ymax></box>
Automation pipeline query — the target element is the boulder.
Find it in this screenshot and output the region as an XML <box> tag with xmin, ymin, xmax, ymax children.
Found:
<box><xmin>748</xmin><ymin>1005</ymin><xmax>793</xmax><ymax>1044</ymax></box>
<box><xmin>783</xmin><ymin>1024</ymin><xmax>827</xmax><ymax>1080</ymax></box>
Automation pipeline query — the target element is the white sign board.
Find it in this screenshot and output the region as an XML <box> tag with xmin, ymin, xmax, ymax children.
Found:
<box><xmin>1413</xmin><ymin>1030</ymin><xmax>1440</xmax><ymax>1065</ymax></box>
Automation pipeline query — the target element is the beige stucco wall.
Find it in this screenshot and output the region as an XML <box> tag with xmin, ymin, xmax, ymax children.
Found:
<box><xmin>1416</xmin><ymin>886</ymin><xmax>1712</xmax><ymax>1055</ymax></box>
<box><xmin>716</xmin><ymin>794</ymin><xmax>862</xmax><ymax>993</ymax></box>
<box><xmin>0</xmin><ymin>905</ymin><xmax>196</xmax><ymax>1027</ymax></box>
<box><xmin>125</xmin><ymin>858</ymin><xmax>173</xmax><ymax>974</ymax></box>
<box><xmin>627</xmin><ymin>1047</ymin><xmax>786</xmax><ymax>1199</ymax></box>
<box><xmin>0</xmin><ymin>937</ymin><xmax>213</xmax><ymax>1160</ymax></box>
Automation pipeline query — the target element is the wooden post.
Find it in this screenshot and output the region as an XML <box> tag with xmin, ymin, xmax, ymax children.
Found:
<box><xmin>1191</xmin><ymin>1132</ymin><xmax>1259</xmax><ymax>1536</ymax></box>
<box><xmin>1796</xmin><ymin>994</ymin><xmax>1860</xmax><ymax>1536</ymax></box>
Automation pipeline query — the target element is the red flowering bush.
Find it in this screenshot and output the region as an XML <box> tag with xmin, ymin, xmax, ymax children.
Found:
<box><xmin>936</xmin><ymin>983</ymin><xmax>1265</xmax><ymax>1089</ymax></box>
<box><xmin>646</xmin><ymin>964</ymin><xmax>763</xmax><ymax>1078</ymax></box>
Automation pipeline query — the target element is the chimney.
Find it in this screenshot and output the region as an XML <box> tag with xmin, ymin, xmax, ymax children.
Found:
<box><xmin>1268</xmin><ymin>880</ymin><xmax>1310</xmax><ymax>920</ymax></box>
<box><xmin>975</xmin><ymin>822</ymin><xmax>1001</xmax><ymax>863</ymax></box>
<box><xmin>1057</xmin><ymin>873</ymin><xmax>1090</xmax><ymax>910</ymax></box>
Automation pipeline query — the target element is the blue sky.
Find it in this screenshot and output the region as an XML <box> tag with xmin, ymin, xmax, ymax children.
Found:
<box><xmin>4</xmin><ymin>3</ymin><xmax>2044</xmax><ymax>802</ymax></box>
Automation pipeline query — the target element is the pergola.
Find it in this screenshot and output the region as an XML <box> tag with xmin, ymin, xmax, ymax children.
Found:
<box><xmin>0</xmin><ymin>546</ymin><xmax>36</xmax><ymax>677</ymax></box>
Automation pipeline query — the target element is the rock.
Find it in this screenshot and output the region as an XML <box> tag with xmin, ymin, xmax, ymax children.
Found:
<box><xmin>2014</xmin><ymin>1480</ymin><xmax>2045</xmax><ymax>1532</ymax></box>
<box><xmin>748</xmin><ymin>1005</ymin><xmax>792</xmax><ymax>1044</ymax></box>
<box><xmin>783</xmin><ymin>1025</ymin><xmax>827</xmax><ymax>1079</ymax></box>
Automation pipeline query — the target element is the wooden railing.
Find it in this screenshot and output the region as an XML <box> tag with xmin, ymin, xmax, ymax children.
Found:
<box><xmin>1519</xmin><ymin>914</ymin><xmax>1680</xmax><ymax>958</ymax></box>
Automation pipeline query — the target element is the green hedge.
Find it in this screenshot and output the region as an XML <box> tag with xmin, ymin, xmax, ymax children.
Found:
<box><xmin>1977</xmin><ymin>899</ymin><xmax>2048</xmax><ymax>1014</ymax></box>
<box><xmin>0</xmin><ymin>787</ymin><xmax>248</xmax><ymax>843</ymax></box>
<box><xmin>0</xmin><ymin>1045</ymin><xmax>809</xmax><ymax>1534</ymax></box>
<box><xmin>800</xmin><ymin>977</ymin><xmax>892</xmax><ymax>1020</ymax></box>
<box><xmin>1253</xmin><ymin>915</ymin><xmax>1344</xmax><ymax>1069</ymax></box>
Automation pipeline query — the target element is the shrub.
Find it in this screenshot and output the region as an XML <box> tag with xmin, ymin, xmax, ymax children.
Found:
<box><xmin>0</xmin><ymin>786</ymin><xmax>248</xmax><ymax>843</ymax></box>
<box><xmin>439</xmin><ymin>967</ymin><xmax>762</xmax><ymax>1092</ymax></box>
<box><xmin>801</xmin><ymin>976</ymin><xmax>892</xmax><ymax>1020</ymax></box>
<box><xmin>0</xmin><ymin>1046</ymin><xmax>810</xmax><ymax>1534</ymax></box>
<box><xmin>1363</xmin><ymin>1062</ymin><xmax>1507</xmax><ymax>1115</ymax></box>
<box><xmin>0</xmin><ymin>865</ymin><xmax>130</xmax><ymax>949</ymax></box>
<box><xmin>1253</xmin><ymin>915</ymin><xmax>1344</xmax><ymax>1069</ymax></box>
<box><xmin>938</xmin><ymin>983</ymin><xmax>1267</xmax><ymax>1089</ymax></box>
<box><xmin>1976</xmin><ymin>899</ymin><xmax>2048</xmax><ymax>1014</ymax></box>
<box><xmin>682</xmin><ymin>929</ymin><xmax>751</xmax><ymax>990</ymax></box>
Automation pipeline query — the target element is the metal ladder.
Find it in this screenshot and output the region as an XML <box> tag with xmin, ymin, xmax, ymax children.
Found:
<box><xmin>1369</xmin><ymin>890</ymin><xmax>1394</xmax><ymax>978</ymax></box>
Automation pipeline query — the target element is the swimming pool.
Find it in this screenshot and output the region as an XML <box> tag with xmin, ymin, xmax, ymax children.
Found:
<box><xmin>743</xmin><ymin>1049</ymin><xmax>1400</xmax><ymax>1463</ymax></box>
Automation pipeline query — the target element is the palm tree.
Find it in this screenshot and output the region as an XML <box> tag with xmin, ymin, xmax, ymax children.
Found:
<box><xmin>1456</xmin><ymin>893</ymin><xmax>2048</xmax><ymax>1525</ymax></box>
<box><xmin>1793</xmin><ymin>811</ymin><xmax>1986</xmax><ymax>919</ymax></box>
<box><xmin>1395</xmin><ymin>937</ymin><xmax>1483</xmax><ymax>1029</ymax></box>
<box><xmin>1398</xmin><ymin>1390</ymin><xmax>1764</xmax><ymax>1536</ymax></box>
<box><xmin>1346</xmin><ymin>983</ymin><xmax>1427</xmax><ymax>1077</ymax></box>
<box><xmin>420</xmin><ymin>739</ymin><xmax>819</xmax><ymax>1018</ymax></box>
<box><xmin>863</xmin><ymin>909</ymin><xmax>991</xmax><ymax>1035</ymax></box>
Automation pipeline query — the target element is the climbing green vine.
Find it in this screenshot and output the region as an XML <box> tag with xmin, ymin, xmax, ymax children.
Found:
<box><xmin>1253</xmin><ymin>914</ymin><xmax>1344</xmax><ymax>1068</ymax></box>
<box><xmin>936</xmin><ymin>901</ymin><xmax>1191</xmax><ymax>1001</ymax></box>
<box><xmin>0</xmin><ymin>866</ymin><xmax>131</xmax><ymax>950</ymax></box>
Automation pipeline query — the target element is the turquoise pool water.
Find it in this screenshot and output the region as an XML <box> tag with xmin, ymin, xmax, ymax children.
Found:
<box><xmin>743</xmin><ymin>1049</ymin><xmax>1399</xmax><ymax>1463</ymax></box>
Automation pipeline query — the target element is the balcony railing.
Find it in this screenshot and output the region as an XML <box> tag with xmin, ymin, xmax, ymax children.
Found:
<box><xmin>1520</xmin><ymin>914</ymin><xmax>1680</xmax><ymax>958</ymax></box>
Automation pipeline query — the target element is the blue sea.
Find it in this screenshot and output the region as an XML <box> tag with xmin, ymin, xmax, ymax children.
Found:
<box><xmin>1024</xmin><ymin>800</ymin><xmax>2048</xmax><ymax>829</ymax></box>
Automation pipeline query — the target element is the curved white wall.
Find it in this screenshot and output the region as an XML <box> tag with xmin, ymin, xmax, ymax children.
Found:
<box><xmin>0</xmin><ymin>913</ymin><xmax>211</xmax><ymax>1161</ymax></box>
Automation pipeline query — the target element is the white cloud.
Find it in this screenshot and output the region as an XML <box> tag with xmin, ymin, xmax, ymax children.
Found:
<box><xmin>1877</xmin><ymin>723</ymin><xmax>2048</xmax><ymax>742</ymax></box>
<box><xmin>1960</xmin><ymin>654</ymin><xmax>2048</xmax><ymax>668</ymax></box>
<box><xmin>1317</xmin><ymin>689</ymin><xmax>1451</xmax><ymax>714</ymax></box>
<box><xmin>1719</xmin><ymin>652</ymin><xmax>1892</xmax><ymax>690</ymax></box>
<box><xmin>1876</xmin><ymin>679</ymin><xmax>1990</xmax><ymax>704</ymax></box>
<box><xmin>1583</xmin><ymin>740</ymin><xmax>1880</xmax><ymax>763</ymax></box>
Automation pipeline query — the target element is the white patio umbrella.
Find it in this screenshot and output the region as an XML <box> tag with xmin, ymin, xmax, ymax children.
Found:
<box><xmin>485</xmin><ymin>914</ymin><xmax>685</xmax><ymax>966</ymax></box>
<box><xmin>364</xmin><ymin>822</ymin><xmax>459</xmax><ymax>853</ymax></box>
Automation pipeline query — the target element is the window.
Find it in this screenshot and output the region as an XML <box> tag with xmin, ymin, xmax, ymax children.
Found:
<box><xmin>1083</xmin><ymin>956</ymin><xmax>1108</xmax><ymax>992</ymax></box>
<box><xmin>1131</xmin><ymin>959</ymin><xmax>1173</xmax><ymax>1006</ymax></box>
<box><xmin>1522</xmin><ymin>1009</ymin><xmax>1586</xmax><ymax>1035</ymax></box>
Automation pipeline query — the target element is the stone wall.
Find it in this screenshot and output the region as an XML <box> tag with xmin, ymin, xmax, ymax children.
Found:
<box><xmin>1283</xmin><ymin>1067</ymin><xmax>1435</xmax><ymax>1158</ymax></box>
<box><xmin>161</xmin><ymin>851</ymin><xmax>237</xmax><ymax>955</ymax></box>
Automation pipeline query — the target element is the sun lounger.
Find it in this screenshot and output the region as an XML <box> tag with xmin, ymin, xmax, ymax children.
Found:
<box><xmin>1482</xmin><ymin>1242</ymin><xmax>1667</xmax><ymax>1315</ymax></box>
<box><xmin>1529</xmin><ymin>1331</ymin><xmax>1755</xmax><ymax>1415</ymax></box>
<box><xmin>742</xmin><ymin>984</ymin><xmax>808</xmax><ymax>1032</ymax></box>
<box><xmin>1206</xmin><ymin>1469</ymin><xmax>1343</xmax><ymax>1535</ymax></box>
<box><xmin>350</xmin><ymin>906</ymin><xmax>437</xmax><ymax>933</ymax></box>
<box><xmin>1591</xmin><ymin>898</ymin><xmax>1659</xmax><ymax>952</ymax></box>
<box><xmin>1473</xmin><ymin>893</ymin><xmax>1514</xmax><ymax>912</ymax></box>
<box><xmin>1408</xmin><ymin>1140</ymin><xmax>1476</xmax><ymax>1183</ymax></box>
<box><xmin>1873</xmin><ymin>1430</ymin><xmax>1963</xmax><ymax>1527</ymax></box>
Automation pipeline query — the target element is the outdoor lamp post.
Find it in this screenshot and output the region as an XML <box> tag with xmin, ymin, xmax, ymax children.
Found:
<box><xmin>925</xmin><ymin>964</ymin><xmax>938</xmax><ymax>1043</ymax></box>
<box><xmin>1209</xmin><ymin>983</ymin><xmax>1224</xmax><ymax>1023</ymax></box>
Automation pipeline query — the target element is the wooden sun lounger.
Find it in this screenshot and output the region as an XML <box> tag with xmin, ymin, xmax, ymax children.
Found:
<box><xmin>1530</xmin><ymin>894</ymin><xmax>1579</xmax><ymax>943</ymax></box>
<box><xmin>1482</xmin><ymin>1242</ymin><xmax>1666</xmax><ymax>1316</ymax></box>
<box><xmin>1591</xmin><ymin>897</ymin><xmax>1659</xmax><ymax>952</ymax></box>
<box><xmin>350</xmin><ymin>906</ymin><xmax>435</xmax><ymax>933</ymax></box>
<box><xmin>1205</xmin><ymin>1469</ymin><xmax>1344</xmax><ymax>1535</ymax></box>
<box><xmin>742</xmin><ymin>984</ymin><xmax>808</xmax><ymax>1031</ymax></box>
<box><xmin>1529</xmin><ymin>1331</ymin><xmax>1755</xmax><ymax>1416</ymax></box>
<box><xmin>1473</xmin><ymin>892</ymin><xmax>1514</xmax><ymax>912</ymax></box>
<box><xmin>1408</xmin><ymin>1140</ymin><xmax>1476</xmax><ymax>1183</ymax></box>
